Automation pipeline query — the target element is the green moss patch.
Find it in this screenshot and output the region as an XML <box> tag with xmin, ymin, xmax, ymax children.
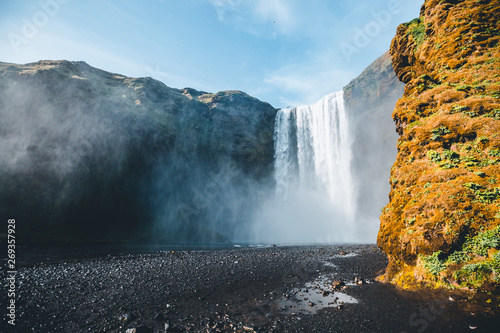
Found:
<box><xmin>419</xmin><ymin>226</ymin><xmax>500</xmax><ymax>289</ymax></box>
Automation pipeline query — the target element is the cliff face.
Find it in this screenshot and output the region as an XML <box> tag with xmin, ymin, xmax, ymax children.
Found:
<box><xmin>378</xmin><ymin>0</ymin><xmax>500</xmax><ymax>290</ymax></box>
<box><xmin>0</xmin><ymin>60</ymin><xmax>276</xmax><ymax>242</ymax></box>
<box><xmin>344</xmin><ymin>51</ymin><xmax>405</xmax><ymax>238</ymax></box>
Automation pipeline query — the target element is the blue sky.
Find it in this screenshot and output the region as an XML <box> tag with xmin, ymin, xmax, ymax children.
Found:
<box><xmin>1</xmin><ymin>0</ymin><xmax>422</xmax><ymax>108</ymax></box>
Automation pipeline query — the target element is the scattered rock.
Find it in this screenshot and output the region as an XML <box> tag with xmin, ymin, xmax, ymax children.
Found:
<box><xmin>354</xmin><ymin>277</ymin><xmax>364</xmax><ymax>285</ymax></box>
<box><xmin>125</xmin><ymin>327</ymin><xmax>152</xmax><ymax>333</ymax></box>
<box><xmin>16</xmin><ymin>243</ymin><xmax>477</xmax><ymax>331</ymax></box>
<box><xmin>332</xmin><ymin>280</ymin><xmax>345</xmax><ymax>291</ymax></box>
<box><xmin>119</xmin><ymin>313</ymin><xmax>134</xmax><ymax>323</ymax></box>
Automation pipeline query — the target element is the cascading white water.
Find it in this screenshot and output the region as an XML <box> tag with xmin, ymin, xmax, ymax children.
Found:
<box><xmin>274</xmin><ymin>91</ymin><xmax>354</xmax><ymax>219</ymax></box>
<box><xmin>251</xmin><ymin>91</ymin><xmax>357</xmax><ymax>244</ymax></box>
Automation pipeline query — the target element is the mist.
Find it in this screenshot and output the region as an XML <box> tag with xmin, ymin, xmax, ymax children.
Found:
<box><xmin>0</xmin><ymin>58</ymin><xmax>403</xmax><ymax>245</ymax></box>
<box><xmin>0</xmin><ymin>61</ymin><xmax>190</xmax><ymax>240</ymax></box>
<box><xmin>0</xmin><ymin>63</ymin><xmax>134</xmax><ymax>238</ymax></box>
<box><xmin>345</xmin><ymin>60</ymin><xmax>405</xmax><ymax>243</ymax></box>
<box><xmin>249</xmin><ymin>52</ymin><xmax>405</xmax><ymax>245</ymax></box>
<box><xmin>249</xmin><ymin>91</ymin><xmax>378</xmax><ymax>245</ymax></box>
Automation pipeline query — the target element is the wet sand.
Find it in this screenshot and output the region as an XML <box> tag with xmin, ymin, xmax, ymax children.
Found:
<box><xmin>3</xmin><ymin>244</ymin><xmax>499</xmax><ymax>332</ymax></box>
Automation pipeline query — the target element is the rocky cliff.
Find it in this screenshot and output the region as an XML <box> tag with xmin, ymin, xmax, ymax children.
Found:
<box><xmin>344</xmin><ymin>51</ymin><xmax>405</xmax><ymax>238</ymax></box>
<box><xmin>378</xmin><ymin>0</ymin><xmax>500</xmax><ymax>290</ymax></box>
<box><xmin>0</xmin><ymin>60</ymin><xmax>276</xmax><ymax>243</ymax></box>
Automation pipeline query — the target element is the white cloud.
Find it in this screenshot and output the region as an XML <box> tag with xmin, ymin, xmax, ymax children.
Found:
<box><xmin>254</xmin><ymin>0</ymin><xmax>294</xmax><ymax>34</ymax></box>
<box><xmin>209</xmin><ymin>0</ymin><xmax>296</xmax><ymax>36</ymax></box>
<box><xmin>209</xmin><ymin>0</ymin><xmax>243</xmax><ymax>22</ymax></box>
<box><xmin>264</xmin><ymin>62</ymin><xmax>353</xmax><ymax>107</ymax></box>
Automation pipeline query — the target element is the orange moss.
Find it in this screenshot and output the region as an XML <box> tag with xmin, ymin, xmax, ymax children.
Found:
<box><xmin>379</xmin><ymin>0</ymin><xmax>500</xmax><ymax>290</ymax></box>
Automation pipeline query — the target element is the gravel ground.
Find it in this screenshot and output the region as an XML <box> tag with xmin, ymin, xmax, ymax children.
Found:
<box><xmin>2</xmin><ymin>244</ymin><xmax>499</xmax><ymax>332</ymax></box>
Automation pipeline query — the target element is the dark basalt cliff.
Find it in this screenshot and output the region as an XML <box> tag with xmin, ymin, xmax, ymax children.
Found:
<box><xmin>0</xmin><ymin>60</ymin><xmax>276</xmax><ymax>243</ymax></box>
<box><xmin>378</xmin><ymin>0</ymin><xmax>500</xmax><ymax>290</ymax></box>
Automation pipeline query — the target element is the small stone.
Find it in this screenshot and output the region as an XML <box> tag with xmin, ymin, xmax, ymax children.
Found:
<box><xmin>449</xmin><ymin>296</ymin><xmax>455</xmax><ymax>302</ymax></box>
<box><xmin>119</xmin><ymin>313</ymin><xmax>133</xmax><ymax>323</ymax></box>
<box><xmin>332</xmin><ymin>280</ymin><xmax>345</xmax><ymax>291</ymax></box>
<box><xmin>322</xmin><ymin>290</ymin><xmax>330</xmax><ymax>297</ymax></box>
<box><xmin>308</xmin><ymin>301</ymin><xmax>315</xmax><ymax>307</ymax></box>
<box><xmin>469</xmin><ymin>325</ymin><xmax>478</xmax><ymax>330</ymax></box>
<box><xmin>126</xmin><ymin>328</ymin><xmax>152</xmax><ymax>333</ymax></box>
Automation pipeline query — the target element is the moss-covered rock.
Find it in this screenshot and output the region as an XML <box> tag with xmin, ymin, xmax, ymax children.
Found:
<box><xmin>378</xmin><ymin>0</ymin><xmax>500</xmax><ymax>291</ymax></box>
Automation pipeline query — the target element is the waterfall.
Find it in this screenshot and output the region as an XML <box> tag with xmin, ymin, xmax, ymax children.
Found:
<box><xmin>274</xmin><ymin>91</ymin><xmax>354</xmax><ymax>219</ymax></box>
<box><xmin>251</xmin><ymin>91</ymin><xmax>357</xmax><ymax>244</ymax></box>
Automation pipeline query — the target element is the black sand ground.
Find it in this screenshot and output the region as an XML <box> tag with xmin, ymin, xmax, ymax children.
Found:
<box><xmin>2</xmin><ymin>244</ymin><xmax>499</xmax><ymax>332</ymax></box>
